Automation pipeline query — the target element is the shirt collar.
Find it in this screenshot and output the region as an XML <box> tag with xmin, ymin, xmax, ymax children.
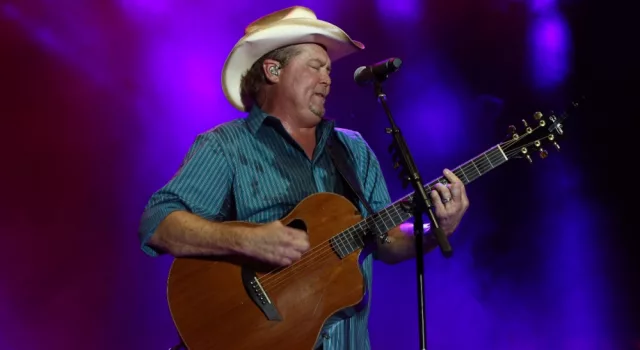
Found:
<box><xmin>245</xmin><ymin>104</ymin><xmax>270</xmax><ymax>135</ymax></box>
<box><xmin>245</xmin><ymin>104</ymin><xmax>336</xmax><ymax>137</ymax></box>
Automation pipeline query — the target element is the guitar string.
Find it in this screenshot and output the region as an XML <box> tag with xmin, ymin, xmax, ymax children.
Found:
<box><xmin>260</xmin><ymin>149</ymin><xmax>529</xmax><ymax>292</ymax></box>
<box><xmin>257</xmin><ymin>139</ymin><xmax>545</xmax><ymax>290</ymax></box>
<box><xmin>258</xmin><ymin>157</ymin><xmax>498</xmax><ymax>292</ymax></box>
<box><xmin>262</xmin><ymin>209</ymin><xmax>408</xmax><ymax>292</ymax></box>
<box><xmin>258</xmin><ymin>152</ymin><xmax>507</xmax><ymax>289</ymax></box>
<box><xmin>261</xmin><ymin>203</ymin><xmax>410</xmax><ymax>291</ymax></box>
<box><xmin>259</xmin><ymin>142</ymin><xmax>540</xmax><ymax>290</ymax></box>
<box><xmin>267</xmin><ymin>138</ymin><xmax>556</xmax><ymax>289</ymax></box>
<box><xmin>266</xmin><ymin>126</ymin><xmax>554</xmax><ymax>289</ymax></box>
<box><xmin>257</xmin><ymin>147</ymin><xmax>515</xmax><ymax>288</ymax></box>
<box><xmin>257</xmin><ymin>143</ymin><xmax>517</xmax><ymax>286</ymax></box>
<box><xmin>263</xmin><ymin>154</ymin><xmax>528</xmax><ymax>291</ymax></box>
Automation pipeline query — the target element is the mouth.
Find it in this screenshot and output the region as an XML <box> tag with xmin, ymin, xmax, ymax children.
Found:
<box><xmin>314</xmin><ymin>92</ymin><xmax>326</xmax><ymax>99</ymax></box>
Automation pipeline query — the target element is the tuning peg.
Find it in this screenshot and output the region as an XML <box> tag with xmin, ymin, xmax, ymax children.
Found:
<box><xmin>539</xmin><ymin>148</ymin><xmax>549</xmax><ymax>159</ymax></box>
<box><xmin>546</xmin><ymin>135</ymin><xmax>560</xmax><ymax>151</ymax></box>
<box><xmin>520</xmin><ymin>147</ymin><xmax>532</xmax><ymax>164</ymax></box>
<box><xmin>506</xmin><ymin>125</ymin><xmax>520</xmax><ymax>141</ymax></box>
<box><xmin>522</xmin><ymin>119</ymin><xmax>533</xmax><ymax>134</ymax></box>
<box><xmin>533</xmin><ymin>111</ymin><xmax>543</xmax><ymax>120</ymax></box>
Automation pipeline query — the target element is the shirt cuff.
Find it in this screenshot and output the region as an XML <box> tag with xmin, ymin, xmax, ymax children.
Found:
<box><xmin>138</xmin><ymin>203</ymin><xmax>186</xmax><ymax>257</ymax></box>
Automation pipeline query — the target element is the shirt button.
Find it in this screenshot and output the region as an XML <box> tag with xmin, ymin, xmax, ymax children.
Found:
<box><xmin>322</xmin><ymin>332</ymin><xmax>330</xmax><ymax>339</ymax></box>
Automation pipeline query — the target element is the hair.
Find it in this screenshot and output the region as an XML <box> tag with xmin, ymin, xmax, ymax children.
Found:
<box><xmin>239</xmin><ymin>45</ymin><xmax>301</xmax><ymax>112</ymax></box>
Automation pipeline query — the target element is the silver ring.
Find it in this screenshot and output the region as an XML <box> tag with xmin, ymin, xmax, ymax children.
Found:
<box><xmin>442</xmin><ymin>197</ymin><xmax>451</xmax><ymax>204</ymax></box>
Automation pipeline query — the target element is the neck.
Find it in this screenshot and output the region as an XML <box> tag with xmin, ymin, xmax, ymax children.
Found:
<box><xmin>260</xmin><ymin>101</ymin><xmax>318</xmax><ymax>137</ymax></box>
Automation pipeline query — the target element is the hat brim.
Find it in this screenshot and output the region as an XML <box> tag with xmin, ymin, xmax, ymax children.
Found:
<box><xmin>221</xmin><ymin>18</ymin><xmax>364</xmax><ymax>111</ymax></box>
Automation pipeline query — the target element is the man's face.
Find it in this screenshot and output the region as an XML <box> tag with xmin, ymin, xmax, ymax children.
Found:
<box><xmin>277</xmin><ymin>43</ymin><xmax>332</xmax><ymax>122</ymax></box>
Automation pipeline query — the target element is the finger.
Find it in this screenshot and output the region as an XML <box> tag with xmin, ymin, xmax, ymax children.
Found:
<box><xmin>294</xmin><ymin>238</ymin><xmax>310</xmax><ymax>252</ymax></box>
<box><xmin>275</xmin><ymin>246</ymin><xmax>301</xmax><ymax>265</ymax></box>
<box><xmin>430</xmin><ymin>189</ymin><xmax>446</xmax><ymax>213</ymax></box>
<box><xmin>284</xmin><ymin>226</ymin><xmax>308</xmax><ymax>238</ymax></box>
<box><xmin>286</xmin><ymin>249</ymin><xmax>302</xmax><ymax>262</ymax></box>
<box><xmin>433</xmin><ymin>182</ymin><xmax>452</xmax><ymax>204</ymax></box>
<box><xmin>448</xmin><ymin>182</ymin><xmax>461</xmax><ymax>201</ymax></box>
<box><xmin>457</xmin><ymin>177</ymin><xmax>469</xmax><ymax>205</ymax></box>
<box><xmin>278</xmin><ymin>257</ymin><xmax>293</xmax><ymax>266</ymax></box>
<box><xmin>442</xmin><ymin>168</ymin><xmax>462</xmax><ymax>184</ymax></box>
<box><xmin>284</xmin><ymin>225</ymin><xmax>307</xmax><ymax>237</ymax></box>
<box><xmin>443</xmin><ymin>169</ymin><xmax>463</xmax><ymax>201</ymax></box>
<box><xmin>271</xmin><ymin>247</ymin><xmax>292</xmax><ymax>266</ymax></box>
<box><xmin>286</xmin><ymin>231</ymin><xmax>310</xmax><ymax>251</ymax></box>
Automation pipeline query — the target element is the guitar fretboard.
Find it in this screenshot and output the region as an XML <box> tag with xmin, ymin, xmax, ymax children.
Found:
<box><xmin>330</xmin><ymin>144</ymin><xmax>509</xmax><ymax>258</ymax></box>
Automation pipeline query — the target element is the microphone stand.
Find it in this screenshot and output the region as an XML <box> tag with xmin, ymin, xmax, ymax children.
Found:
<box><xmin>372</xmin><ymin>80</ymin><xmax>453</xmax><ymax>350</ymax></box>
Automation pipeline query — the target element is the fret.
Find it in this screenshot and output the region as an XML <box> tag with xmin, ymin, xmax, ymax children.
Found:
<box><xmin>459</xmin><ymin>164</ymin><xmax>475</xmax><ymax>183</ymax></box>
<box><xmin>354</xmin><ymin>229</ymin><xmax>365</xmax><ymax>247</ymax></box>
<box><xmin>345</xmin><ymin>233</ymin><xmax>355</xmax><ymax>252</ymax></box>
<box><xmin>486</xmin><ymin>148</ymin><xmax>507</xmax><ymax>169</ymax></box>
<box><xmin>470</xmin><ymin>158</ymin><xmax>482</xmax><ymax>178</ymax></box>
<box><xmin>373</xmin><ymin>213</ymin><xmax>388</xmax><ymax>233</ymax></box>
<box><xmin>496</xmin><ymin>145</ymin><xmax>508</xmax><ymax>161</ymax></box>
<box><xmin>455</xmin><ymin>167</ymin><xmax>470</xmax><ymax>184</ymax></box>
<box><xmin>464</xmin><ymin>162</ymin><xmax>480</xmax><ymax>182</ymax></box>
<box><xmin>330</xmin><ymin>144</ymin><xmax>511</xmax><ymax>259</ymax></box>
<box><xmin>483</xmin><ymin>152</ymin><xmax>494</xmax><ymax>168</ymax></box>
<box><xmin>330</xmin><ymin>235</ymin><xmax>346</xmax><ymax>259</ymax></box>
<box><xmin>340</xmin><ymin>235</ymin><xmax>349</xmax><ymax>257</ymax></box>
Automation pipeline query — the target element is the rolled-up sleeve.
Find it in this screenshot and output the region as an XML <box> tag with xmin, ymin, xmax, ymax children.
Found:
<box><xmin>138</xmin><ymin>132</ymin><xmax>234</xmax><ymax>257</ymax></box>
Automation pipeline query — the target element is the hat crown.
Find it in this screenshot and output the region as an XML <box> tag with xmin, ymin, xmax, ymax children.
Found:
<box><xmin>245</xmin><ymin>6</ymin><xmax>317</xmax><ymax>34</ymax></box>
<box><xmin>222</xmin><ymin>6</ymin><xmax>363</xmax><ymax>111</ymax></box>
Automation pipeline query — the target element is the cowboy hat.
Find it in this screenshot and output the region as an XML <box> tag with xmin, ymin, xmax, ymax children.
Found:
<box><xmin>221</xmin><ymin>6</ymin><xmax>365</xmax><ymax>111</ymax></box>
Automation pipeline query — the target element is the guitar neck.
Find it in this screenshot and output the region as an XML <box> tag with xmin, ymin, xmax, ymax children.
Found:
<box><xmin>331</xmin><ymin>144</ymin><xmax>510</xmax><ymax>258</ymax></box>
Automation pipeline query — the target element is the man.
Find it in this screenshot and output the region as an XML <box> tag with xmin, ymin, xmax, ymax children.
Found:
<box><xmin>138</xmin><ymin>6</ymin><xmax>469</xmax><ymax>350</ymax></box>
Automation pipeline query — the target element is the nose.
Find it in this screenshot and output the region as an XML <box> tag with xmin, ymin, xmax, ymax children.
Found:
<box><xmin>320</xmin><ymin>71</ymin><xmax>331</xmax><ymax>86</ymax></box>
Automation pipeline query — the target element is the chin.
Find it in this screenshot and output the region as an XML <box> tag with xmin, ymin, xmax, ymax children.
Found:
<box><xmin>309</xmin><ymin>105</ymin><xmax>325</xmax><ymax>119</ymax></box>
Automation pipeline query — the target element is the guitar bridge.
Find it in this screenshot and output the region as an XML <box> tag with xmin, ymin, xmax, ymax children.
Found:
<box><xmin>241</xmin><ymin>267</ymin><xmax>282</xmax><ymax>321</ymax></box>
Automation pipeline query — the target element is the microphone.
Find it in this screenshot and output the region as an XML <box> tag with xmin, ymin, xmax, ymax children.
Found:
<box><xmin>353</xmin><ymin>57</ymin><xmax>402</xmax><ymax>86</ymax></box>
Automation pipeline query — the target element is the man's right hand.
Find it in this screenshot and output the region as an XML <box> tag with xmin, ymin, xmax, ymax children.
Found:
<box><xmin>238</xmin><ymin>221</ymin><xmax>310</xmax><ymax>266</ymax></box>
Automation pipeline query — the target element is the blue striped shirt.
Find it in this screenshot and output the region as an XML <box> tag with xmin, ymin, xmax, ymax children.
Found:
<box><xmin>138</xmin><ymin>105</ymin><xmax>392</xmax><ymax>349</ymax></box>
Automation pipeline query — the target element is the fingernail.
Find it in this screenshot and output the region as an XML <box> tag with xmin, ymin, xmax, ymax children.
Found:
<box><xmin>444</xmin><ymin>169</ymin><xmax>450</xmax><ymax>174</ymax></box>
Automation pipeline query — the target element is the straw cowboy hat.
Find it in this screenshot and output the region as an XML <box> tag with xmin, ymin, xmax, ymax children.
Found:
<box><xmin>221</xmin><ymin>6</ymin><xmax>365</xmax><ymax>111</ymax></box>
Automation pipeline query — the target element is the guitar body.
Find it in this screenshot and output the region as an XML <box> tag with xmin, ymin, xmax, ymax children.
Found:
<box><xmin>167</xmin><ymin>193</ymin><xmax>368</xmax><ymax>350</ymax></box>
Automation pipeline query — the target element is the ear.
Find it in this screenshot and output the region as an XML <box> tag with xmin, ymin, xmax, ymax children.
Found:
<box><xmin>262</xmin><ymin>59</ymin><xmax>281</xmax><ymax>83</ymax></box>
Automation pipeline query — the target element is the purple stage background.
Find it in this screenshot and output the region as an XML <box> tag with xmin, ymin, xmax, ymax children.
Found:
<box><xmin>1</xmin><ymin>0</ymin><xmax>636</xmax><ymax>349</ymax></box>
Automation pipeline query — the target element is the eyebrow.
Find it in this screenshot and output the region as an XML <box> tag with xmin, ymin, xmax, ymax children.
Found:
<box><xmin>309</xmin><ymin>58</ymin><xmax>331</xmax><ymax>70</ymax></box>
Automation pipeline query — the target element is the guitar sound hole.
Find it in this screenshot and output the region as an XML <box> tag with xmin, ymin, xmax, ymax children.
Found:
<box><xmin>287</xmin><ymin>219</ymin><xmax>307</xmax><ymax>233</ymax></box>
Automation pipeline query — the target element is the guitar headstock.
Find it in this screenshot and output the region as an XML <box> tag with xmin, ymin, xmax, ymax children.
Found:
<box><xmin>499</xmin><ymin>99</ymin><xmax>580</xmax><ymax>163</ymax></box>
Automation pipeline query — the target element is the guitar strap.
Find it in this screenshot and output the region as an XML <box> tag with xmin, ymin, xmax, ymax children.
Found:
<box><xmin>326</xmin><ymin>130</ymin><xmax>376</xmax><ymax>217</ymax></box>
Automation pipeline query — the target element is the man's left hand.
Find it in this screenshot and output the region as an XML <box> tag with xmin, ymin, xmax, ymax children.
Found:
<box><xmin>429</xmin><ymin>168</ymin><xmax>470</xmax><ymax>235</ymax></box>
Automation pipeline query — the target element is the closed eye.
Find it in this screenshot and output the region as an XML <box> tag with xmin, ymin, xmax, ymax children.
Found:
<box><xmin>308</xmin><ymin>58</ymin><xmax>330</xmax><ymax>72</ymax></box>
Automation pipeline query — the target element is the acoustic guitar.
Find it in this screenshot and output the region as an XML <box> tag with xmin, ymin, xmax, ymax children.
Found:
<box><xmin>165</xmin><ymin>103</ymin><xmax>576</xmax><ymax>350</ymax></box>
